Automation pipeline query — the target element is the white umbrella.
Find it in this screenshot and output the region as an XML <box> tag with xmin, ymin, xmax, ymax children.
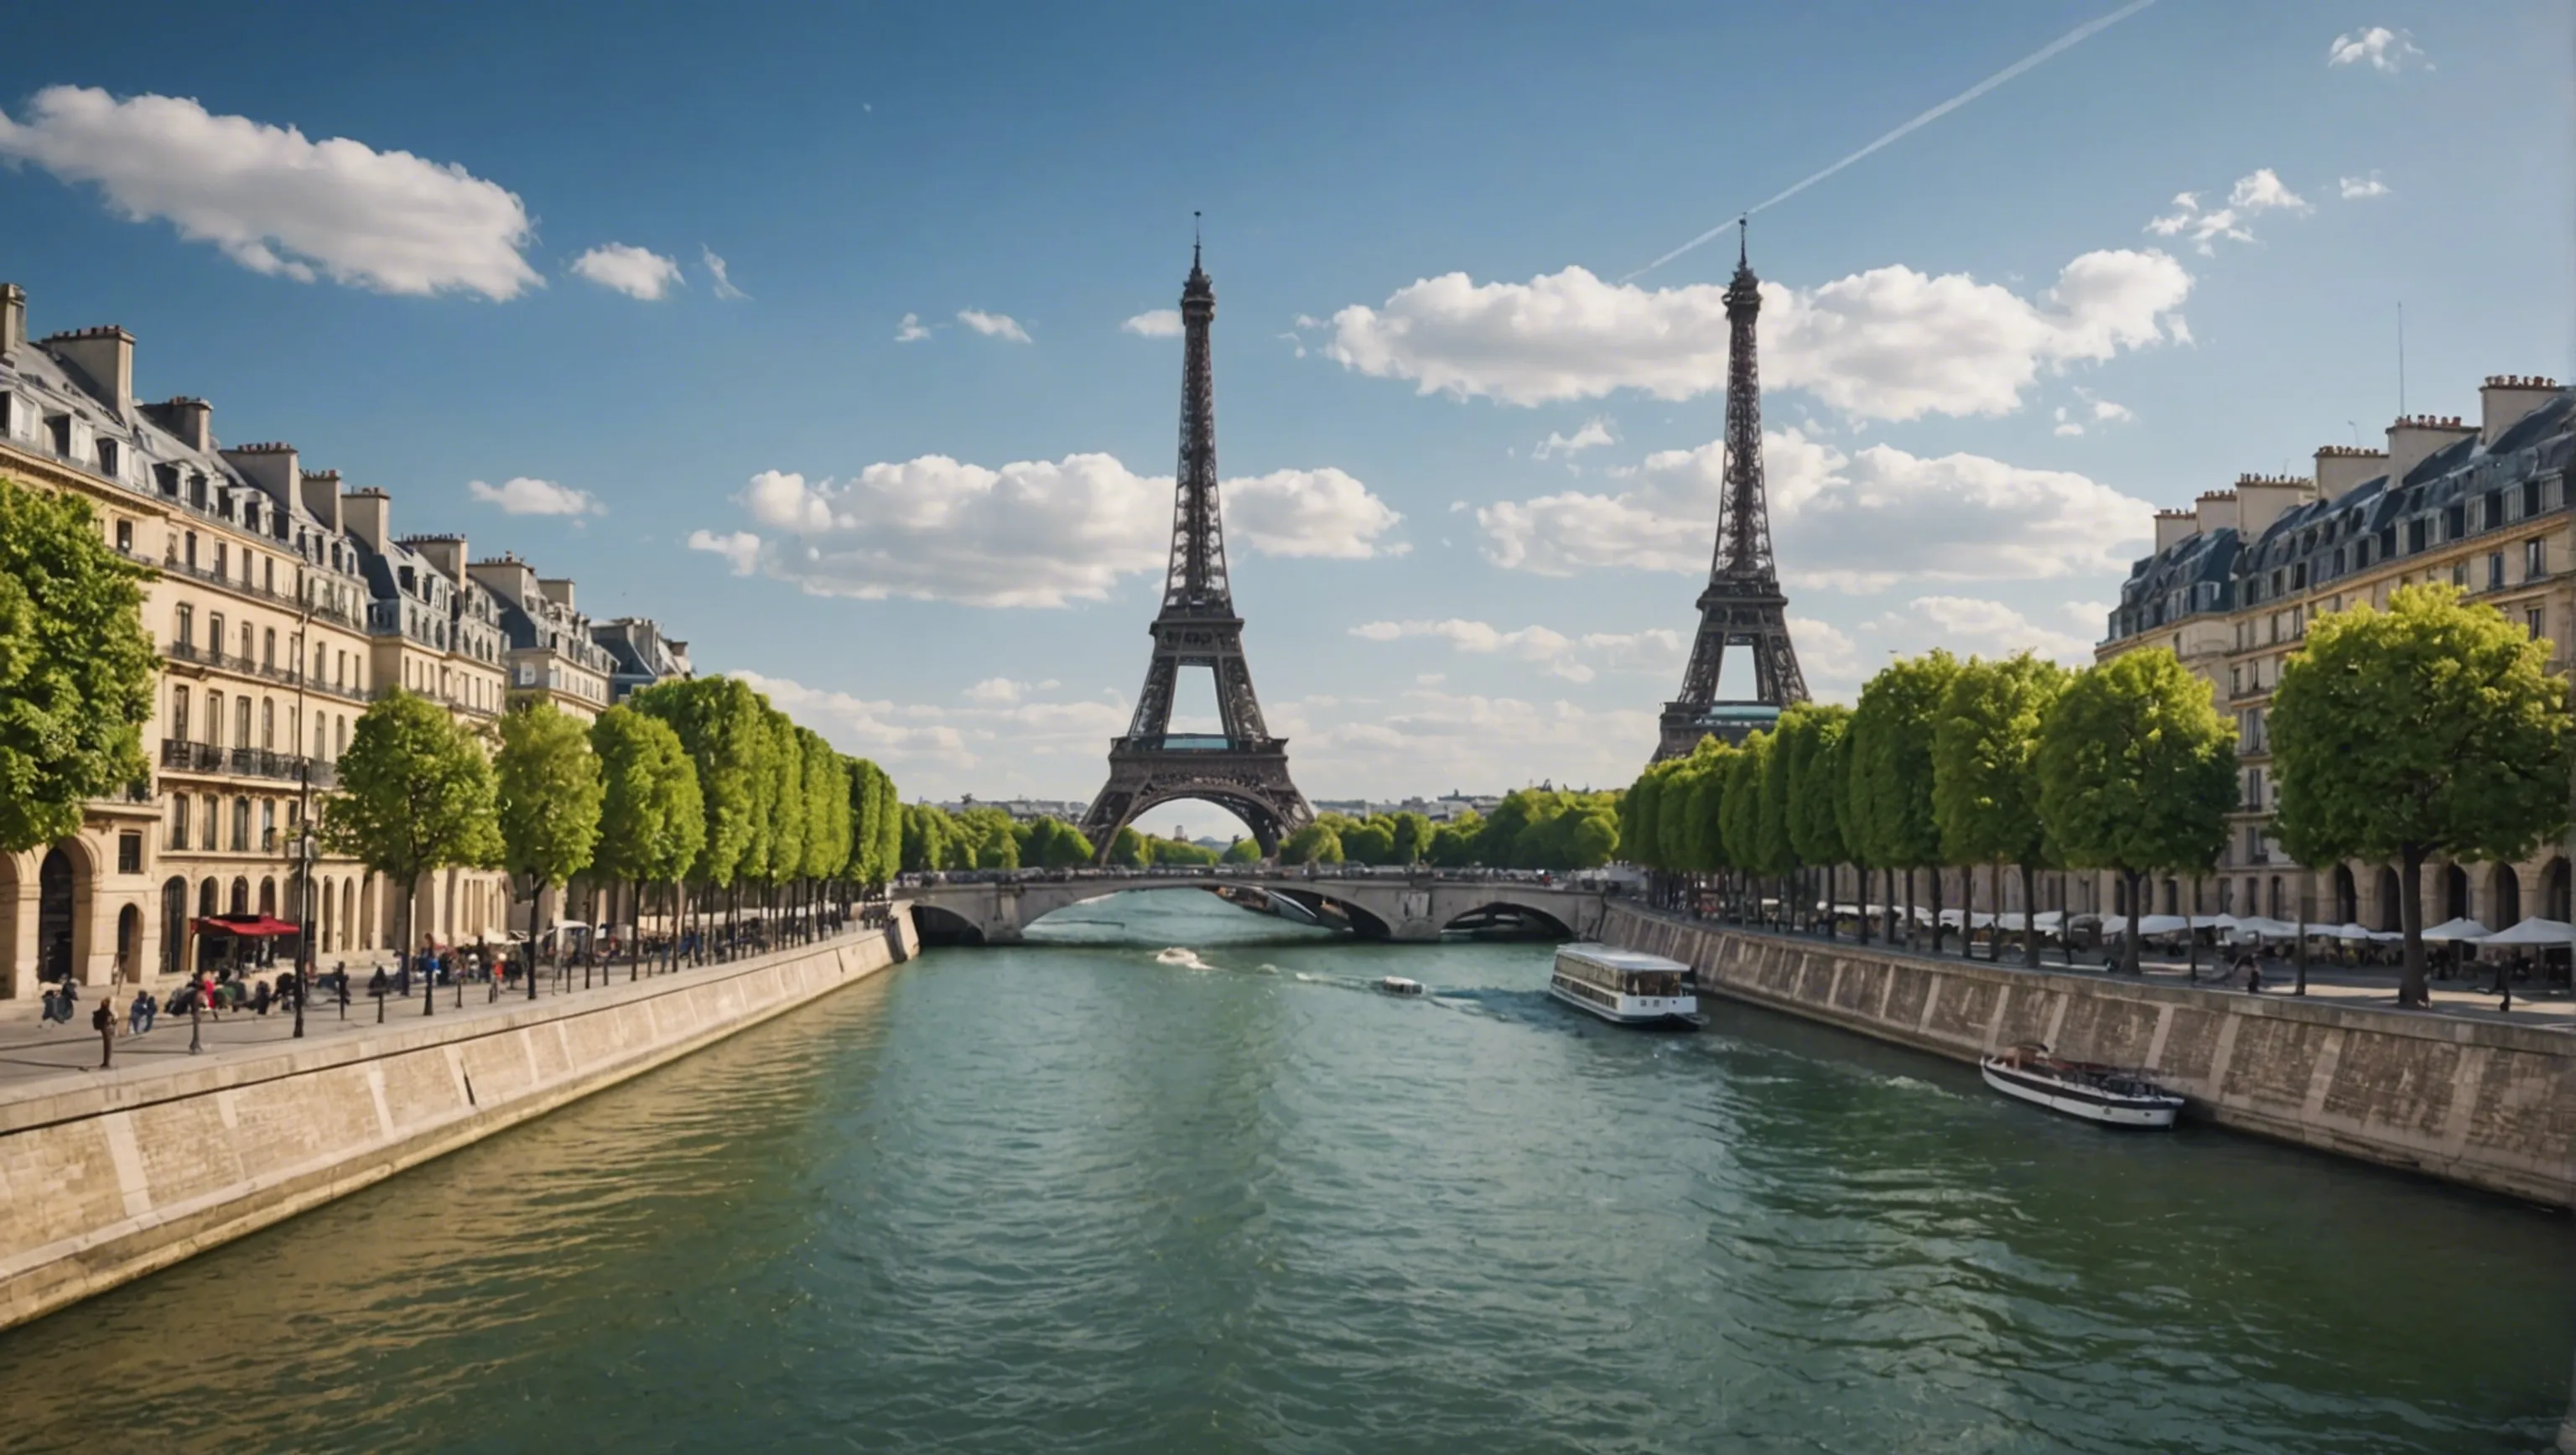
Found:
<box><xmin>2108</xmin><ymin>914</ymin><xmax>2193</xmax><ymax>937</ymax></box>
<box><xmin>2418</xmin><ymin>917</ymin><xmax>2491</xmax><ymax>943</ymax></box>
<box><xmin>2478</xmin><ymin>917</ymin><xmax>2574</xmax><ymax>948</ymax></box>
<box><xmin>2233</xmin><ymin>916</ymin><xmax>2302</xmax><ymax>938</ymax></box>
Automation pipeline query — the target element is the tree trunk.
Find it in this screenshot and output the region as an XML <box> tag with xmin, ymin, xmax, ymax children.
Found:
<box><xmin>629</xmin><ymin>879</ymin><xmax>641</xmax><ymax>983</ymax></box>
<box><xmin>400</xmin><ymin>879</ymin><xmax>424</xmax><ymax>1018</ymax></box>
<box><xmin>1904</xmin><ymin>868</ymin><xmax>1919</xmax><ymax>954</ymax></box>
<box><xmin>1851</xmin><ymin>864</ymin><xmax>1866</xmax><ymax>943</ymax></box>
<box><xmin>2398</xmin><ymin>844</ymin><xmax>2429</xmax><ymax>1007</ymax></box>
<box><xmin>1929</xmin><ymin>867</ymin><xmax>1945</xmax><ymax>956</ymax></box>
<box><xmin>2121</xmin><ymin>870</ymin><xmax>2143</xmax><ymax>975</ymax></box>
<box><xmin>528</xmin><ymin>878</ymin><xmax>544</xmax><ymax>1000</ymax></box>
<box><xmin>2293</xmin><ymin>876</ymin><xmax>2309</xmax><ymax>996</ymax></box>
<box><xmin>2020</xmin><ymin>863</ymin><xmax>2040</xmax><ymax>969</ymax></box>
<box><xmin>2186</xmin><ymin>879</ymin><xmax>2201</xmax><ymax>981</ymax></box>
<box><xmin>1823</xmin><ymin>865</ymin><xmax>1839</xmax><ymax>942</ymax></box>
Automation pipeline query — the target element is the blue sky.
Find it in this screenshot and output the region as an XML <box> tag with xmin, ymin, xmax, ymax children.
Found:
<box><xmin>3</xmin><ymin>1</ymin><xmax>2568</xmax><ymax>836</ymax></box>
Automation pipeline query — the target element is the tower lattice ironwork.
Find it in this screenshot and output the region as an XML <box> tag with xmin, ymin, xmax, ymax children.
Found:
<box><xmin>1655</xmin><ymin>224</ymin><xmax>1810</xmax><ymax>760</ymax></box>
<box><xmin>1079</xmin><ymin>236</ymin><xmax>1313</xmax><ymax>859</ymax></box>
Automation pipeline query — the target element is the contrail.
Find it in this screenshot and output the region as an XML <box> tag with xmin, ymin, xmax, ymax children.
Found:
<box><xmin>1623</xmin><ymin>0</ymin><xmax>2158</xmax><ymax>282</ymax></box>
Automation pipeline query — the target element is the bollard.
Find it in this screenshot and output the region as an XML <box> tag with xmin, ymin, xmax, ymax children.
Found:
<box><xmin>376</xmin><ymin>990</ymin><xmax>385</xmax><ymax>1024</ymax></box>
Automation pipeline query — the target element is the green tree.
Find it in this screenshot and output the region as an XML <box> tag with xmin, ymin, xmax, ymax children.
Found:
<box><xmin>1849</xmin><ymin>652</ymin><xmax>1958</xmax><ymax>949</ymax></box>
<box><xmin>2270</xmin><ymin>585</ymin><xmax>2572</xmax><ymax>1006</ymax></box>
<box><xmin>1389</xmin><ymin>811</ymin><xmax>1433</xmax><ymax>865</ymax></box>
<box><xmin>901</xmin><ymin>802</ymin><xmax>954</xmax><ymax>872</ymax></box>
<box><xmin>590</xmin><ymin>706</ymin><xmax>705</xmax><ymax>977</ymax></box>
<box><xmin>321</xmin><ymin>693</ymin><xmax>502</xmax><ymax>1010</ymax></box>
<box><xmin>0</xmin><ymin>478</ymin><xmax>154</xmax><ymax>850</ymax></box>
<box><xmin>1340</xmin><ymin>818</ymin><xmax>1396</xmax><ymax>864</ymax></box>
<box><xmin>1222</xmin><ymin>836</ymin><xmax>1261</xmax><ymax>864</ymax></box>
<box><xmin>1109</xmin><ymin>825</ymin><xmax>1150</xmax><ymax>868</ymax></box>
<box><xmin>1280</xmin><ymin>821</ymin><xmax>1344</xmax><ymax>865</ymax></box>
<box><xmin>1022</xmin><ymin>817</ymin><xmax>1094</xmax><ymax>869</ymax></box>
<box><xmin>1620</xmin><ymin>765</ymin><xmax>1669</xmax><ymax>870</ymax></box>
<box><xmin>1783</xmin><ymin>704</ymin><xmax>1853</xmax><ymax>938</ymax></box>
<box><xmin>631</xmin><ymin>676</ymin><xmax>766</xmax><ymax>943</ymax></box>
<box><xmin>1932</xmin><ymin>655</ymin><xmax>2069</xmax><ymax>966</ymax></box>
<box><xmin>2037</xmin><ymin>649</ymin><xmax>2236</xmax><ymax>974</ymax></box>
<box><xmin>497</xmin><ymin>701</ymin><xmax>605</xmax><ymax>991</ymax></box>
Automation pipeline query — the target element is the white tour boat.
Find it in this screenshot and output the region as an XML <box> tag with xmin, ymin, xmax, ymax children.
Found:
<box><xmin>1548</xmin><ymin>943</ymin><xmax>1700</xmax><ymax>1027</ymax></box>
<box><xmin>1379</xmin><ymin>975</ymin><xmax>1424</xmax><ymax>996</ymax></box>
<box><xmin>1980</xmin><ymin>1042</ymin><xmax>2184</xmax><ymax>1129</ymax></box>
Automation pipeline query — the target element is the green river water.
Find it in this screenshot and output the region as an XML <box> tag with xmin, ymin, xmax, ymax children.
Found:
<box><xmin>0</xmin><ymin>891</ymin><xmax>2567</xmax><ymax>1453</ymax></box>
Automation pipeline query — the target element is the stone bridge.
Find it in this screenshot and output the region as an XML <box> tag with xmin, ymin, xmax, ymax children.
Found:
<box><xmin>902</xmin><ymin>869</ymin><xmax>1619</xmax><ymax>945</ymax></box>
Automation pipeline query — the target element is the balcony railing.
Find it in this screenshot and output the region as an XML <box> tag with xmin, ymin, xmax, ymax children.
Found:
<box><xmin>163</xmin><ymin>641</ymin><xmax>371</xmax><ymax>704</ymax></box>
<box><xmin>159</xmin><ymin>737</ymin><xmax>338</xmax><ymax>788</ymax></box>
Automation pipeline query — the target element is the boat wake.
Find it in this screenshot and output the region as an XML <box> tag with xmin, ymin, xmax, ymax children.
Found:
<box><xmin>1154</xmin><ymin>947</ymin><xmax>1216</xmax><ymax>971</ymax></box>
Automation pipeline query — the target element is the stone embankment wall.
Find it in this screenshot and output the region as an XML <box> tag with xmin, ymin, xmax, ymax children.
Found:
<box><xmin>1602</xmin><ymin>904</ymin><xmax>2576</xmax><ymax>1209</ymax></box>
<box><xmin>0</xmin><ymin>916</ymin><xmax>920</xmax><ymax>1333</ymax></box>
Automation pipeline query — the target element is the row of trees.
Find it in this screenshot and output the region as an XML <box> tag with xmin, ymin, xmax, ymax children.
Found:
<box><xmin>896</xmin><ymin>803</ymin><xmax>1213</xmax><ymax>871</ymax></box>
<box><xmin>1624</xmin><ymin>585</ymin><xmax>2570</xmax><ymax>1006</ymax></box>
<box><xmin>0</xmin><ymin>479</ymin><xmax>156</xmax><ymax>855</ymax></box>
<box><xmin>322</xmin><ymin>674</ymin><xmax>902</xmax><ymax>1000</ymax></box>
<box><xmin>1277</xmin><ymin>789</ymin><xmax>1622</xmax><ymax>869</ymax></box>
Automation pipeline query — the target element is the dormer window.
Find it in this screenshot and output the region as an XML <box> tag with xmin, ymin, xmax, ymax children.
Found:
<box><xmin>189</xmin><ymin>474</ymin><xmax>207</xmax><ymax>509</ymax></box>
<box><xmin>96</xmin><ymin>439</ymin><xmax>119</xmax><ymax>475</ymax></box>
<box><xmin>154</xmin><ymin>463</ymin><xmax>179</xmax><ymax>496</ymax></box>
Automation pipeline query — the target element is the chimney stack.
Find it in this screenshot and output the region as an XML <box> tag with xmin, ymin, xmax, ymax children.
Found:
<box><xmin>299</xmin><ymin>467</ymin><xmax>341</xmax><ymax>532</ymax></box>
<box><xmin>2153</xmin><ymin>508</ymin><xmax>2198</xmax><ymax>552</ymax></box>
<box><xmin>2313</xmin><ymin>444</ymin><xmax>2387</xmax><ymax>501</ymax></box>
<box><xmin>538</xmin><ymin>577</ymin><xmax>575</xmax><ymax>612</ymax></box>
<box><xmin>143</xmin><ymin>396</ymin><xmax>213</xmax><ymax>452</ymax></box>
<box><xmin>44</xmin><ymin>325</ymin><xmax>135</xmax><ymax>419</ymax></box>
<box><xmin>2232</xmin><ymin>473</ymin><xmax>2314</xmax><ymax>541</ymax></box>
<box><xmin>2194</xmin><ymin>489</ymin><xmax>2239</xmax><ymax>537</ymax></box>
<box><xmin>223</xmin><ymin>441</ymin><xmax>302</xmax><ymax>514</ymax></box>
<box><xmin>0</xmin><ymin>284</ymin><xmax>23</xmax><ymax>356</ymax></box>
<box><xmin>341</xmin><ymin>487</ymin><xmax>392</xmax><ymax>553</ymax></box>
<box><xmin>2383</xmin><ymin>414</ymin><xmax>2475</xmax><ymax>486</ymax></box>
<box><xmin>405</xmin><ymin>535</ymin><xmax>470</xmax><ymax>582</ymax></box>
<box><xmin>2478</xmin><ymin>375</ymin><xmax>2561</xmax><ymax>445</ymax></box>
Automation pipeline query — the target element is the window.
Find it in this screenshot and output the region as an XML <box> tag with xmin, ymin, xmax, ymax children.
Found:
<box><xmin>171</xmin><ymin>685</ymin><xmax>190</xmax><ymax>740</ymax></box>
<box><xmin>2292</xmin><ymin>561</ymin><xmax>2307</xmax><ymax>590</ymax></box>
<box><xmin>260</xmin><ymin>800</ymin><xmax>276</xmax><ymax>852</ymax></box>
<box><xmin>314</xmin><ymin>642</ymin><xmax>325</xmax><ymax>679</ymax></box>
<box><xmin>312</xmin><ymin>711</ymin><xmax>324</xmax><ymax>758</ymax></box>
<box><xmin>2451</xmin><ymin>560</ymin><xmax>2469</xmax><ymax>589</ymax></box>
<box><xmin>2229</xmin><ymin>665</ymin><xmax>2243</xmax><ymax>697</ymax></box>
<box><xmin>2444</xmin><ymin>504</ymin><xmax>2464</xmax><ymax>539</ymax></box>
<box><xmin>263</xmin><ymin>627</ymin><xmax>276</xmax><ymax>669</ymax></box>
<box><xmin>169</xmin><ymin>797</ymin><xmax>190</xmax><ymax>850</ymax></box>
<box><xmin>117</xmin><ymin>833</ymin><xmax>142</xmax><ymax>875</ymax></box>
<box><xmin>214</xmin><ymin>541</ymin><xmax>227</xmax><ymax>578</ymax></box>
<box><xmin>206</xmin><ymin>692</ymin><xmax>223</xmax><ymax>746</ymax></box>
<box><xmin>240</xmin><ymin>621</ymin><xmax>254</xmax><ymax>662</ymax></box>
<box><xmin>96</xmin><ymin>439</ymin><xmax>119</xmax><ymax>475</ymax></box>
<box><xmin>2529</xmin><ymin>539</ymin><xmax>2547</xmax><ymax>580</ymax></box>
<box><xmin>174</xmin><ymin>603</ymin><xmax>194</xmax><ymax>649</ymax></box>
<box><xmin>2529</xmin><ymin>607</ymin><xmax>2547</xmax><ymax>641</ymax></box>
<box><xmin>233</xmin><ymin>695</ymin><xmax>251</xmax><ymax>748</ymax></box>
<box><xmin>2379</xmin><ymin>526</ymin><xmax>2397</xmax><ymax>559</ymax></box>
<box><xmin>261</xmin><ymin>699</ymin><xmax>274</xmax><ymax>750</ymax></box>
<box><xmin>189</xmin><ymin>474</ymin><xmax>206</xmax><ymax>510</ymax></box>
<box><xmin>231</xmin><ymin>798</ymin><xmax>251</xmax><ymax>852</ymax></box>
<box><xmin>2483</xmin><ymin>491</ymin><xmax>2504</xmax><ymax>529</ymax></box>
<box><xmin>114</xmin><ymin>519</ymin><xmax>132</xmax><ymax>553</ymax></box>
<box><xmin>207</xmin><ymin>612</ymin><xmax>226</xmax><ymax>661</ymax></box>
<box><xmin>335</xmin><ymin>716</ymin><xmax>348</xmax><ymax>757</ymax></box>
<box><xmin>2245</xmin><ymin>768</ymin><xmax>2264</xmax><ymax>812</ymax></box>
<box><xmin>184</xmin><ymin>530</ymin><xmax>198</xmax><ymax>569</ymax></box>
<box><xmin>2527</xmin><ymin>479</ymin><xmax>2545</xmax><ymax>517</ymax></box>
<box><xmin>200</xmin><ymin>794</ymin><xmax>216</xmax><ymax>851</ymax></box>
<box><xmin>263</xmin><ymin>558</ymin><xmax>275</xmax><ymax>594</ymax></box>
<box><xmin>2487</xmin><ymin>552</ymin><xmax>2506</xmax><ymax>590</ymax></box>
<box><xmin>2407</xmin><ymin>519</ymin><xmax>2427</xmax><ymax>553</ymax></box>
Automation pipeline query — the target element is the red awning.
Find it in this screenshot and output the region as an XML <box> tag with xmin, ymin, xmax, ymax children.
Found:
<box><xmin>191</xmin><ymin>915</ymin><xmax>303</xmax><ymax>938</ymax></box>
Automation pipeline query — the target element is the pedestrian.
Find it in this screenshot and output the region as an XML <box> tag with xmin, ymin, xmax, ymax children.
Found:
<box><xmin>127</xmin><ymin>991</ymin><xmax>148</xmax><ymax>1037</ymax></box>
<box><xmin>252</xmin><ymin>980</ymin><xmax>273</xmax><ymax>1017</ymax></box>
<box><xmin>2242</xmin><ymin>958</ymin><xmax>2263</xmax><ymax>995</ymax></box>
<box><xmin>393</xmin><ymin>963</ymin><xmax>411</xmax><ymax>998</ymax></box>
<box><xmin>368</xmin><ymin>966</ymin><xmax>389</xmax><ymax>1000</ymax></box>
<box><xmin>92</xmin><ymin>993</ymin><xmax>117</xmax><ymax>1070</ymax></box>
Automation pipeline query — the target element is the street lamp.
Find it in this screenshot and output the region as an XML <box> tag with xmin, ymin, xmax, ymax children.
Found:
<box><xmin>293</xmin><ymin>827</ymin><xmax>316</xmax><ymax>1040</ymax></box>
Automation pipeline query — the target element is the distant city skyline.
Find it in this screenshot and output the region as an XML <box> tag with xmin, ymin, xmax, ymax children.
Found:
<box><xmin>3</xmin><ymin>1</ymin><xmax>2566</xmax><ymax>840</ymax></box>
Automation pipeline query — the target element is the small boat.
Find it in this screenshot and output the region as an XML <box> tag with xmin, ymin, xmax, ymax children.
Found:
<box><xmin>1379</xmin><ymin>975</ymin><xmax>1424</xmax><ymax>996</ymax></box>
<box><xmin>1981</xmin><ymin>1042</ymin><xmax>2183</xmax><ymax>1128</ymax></box>
<box><xmin>1548</xmin><ymin>943</ymin><xmax>1700</xmax><ymax>1027</ymax></box>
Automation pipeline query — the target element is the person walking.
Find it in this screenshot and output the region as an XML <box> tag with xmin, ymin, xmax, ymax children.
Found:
<box><xmin>92</xmin><ymin>993</ymin><xmax>117</xmax><ymax>1071</ymax></box>
<box><xmin>127</xmin><ymin>991</ymin><xmax>148</xmax><ymax>1037</ymax></box>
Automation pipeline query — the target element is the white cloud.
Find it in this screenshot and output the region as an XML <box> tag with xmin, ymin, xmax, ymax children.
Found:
<box><xmin>1534</xmin><ymin>418</ymin><xmax>1616</xmax><ymax>460</ymax></box>
<box><xmin>702</xmin><ymin>246</ymin><xmax>747</xmax><ymax>299</ymax></box>
<box><xmin>2146</xmin><ymin>169</ymin><xmax>2311</xmax><ymax>255</ymax></box>
<box><xmin>2338</xmin><ymin>173</ymin><xmax>2391</xmax><ymax>200</ymax></box>
<box><xmin>1318</xmin><ymin>249</ymin><xmax>2189</xmax><ymax>422</ymax></box>
<box><xmin>0</xmin><ymin>86</ymin><xmax>538</xmax><ymax>299</ymax></box>
<box><xmin>570</xmin><ymin>243</ymin><xmax>683</xmax><ymax>300</ymax></box>
<box><xmin>687</xmin><ymin>529</ymin><xmax>761</xmax><ymax>574</ymax></box>
<box><xmin>735</xmin><ymin>669</ymin><xmax>1131</xmax><ymax>778</ymax></box>
<box><xmin>1223</xmin><ymin>469</ymin><xmax>1408</xmax><ymax>559</ymax></box>
<box><xmin>2329</xmin><ymin>27</ymin><xmax>2424</xmax><ymax>72</ymax></box>
<box><xmin>893</xmin><ymin>312</ymin><xmax>931</xmax><ymax>343</ymax></box>
<box><xmin>1121</xmin><ymin>309</ymin><xmax>1182</xmax><ymax>338</ymax></box>
<box><xmin>1279</xmin><ymin>688</ymin><xmax>1657</xmax><ymax>794</ymax></box>
<box><xmin>958</xmin><ymin>309</ymin><xmax>1031</xmax><ymax>343</ymax></box>
<box><xmin>2053</xmin><ymin>407</ymin><xmax>2085</xmax><ymax>438</ymax></box>
<box><xmin>2088</xmin><ymin>395</ymin><xmax>2134</xmax><ymax>423</ymax></box>
<box><xmin>1348</xmin><ymin>619</ymin><xmax>1684</xmax><ymax>683</ymax></box>
<box><xmin>1787</xmin><ymin>616</ymin><xmax>1864</xmax><ymax>699</ymax></box>
<box><xmin>1896</xmin><ymin>595</ymin><xmax>2095</xmax><ymax>663</ymax></box>
<box><xmin>695</xmin><ymin>454</ymin><xmax>1403</xmax><ymax>607</ymax></box>
<box><xmin>1478</xmin><ymin>428</ymin><xmax>2153</xmax><ymax>590</ymax></box>
<box><xmin>466</xmin><ymin>476</ymin><xmax>605</xmax><ymax>517</ymax></box>
<box><xmin>963</xmin><ymin>678</ymin><xmax>1026</xmax><ymax>704</ymax></box>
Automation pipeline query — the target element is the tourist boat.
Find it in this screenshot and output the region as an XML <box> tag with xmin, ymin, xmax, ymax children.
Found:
<box><xmin>1980</xmin><ymin>1042</ymin><xmax>2184</xmax><ymax>1128</ymax></box>
<box><xmin>1379</xmin><ymin>975</ymin><xmax>1424</xmax><ymax>996</ymax></box>
<box><xmin>1547</xmin><ymin>943</ymin><xmax>1700</xmax><ymax>1027</ymax></box>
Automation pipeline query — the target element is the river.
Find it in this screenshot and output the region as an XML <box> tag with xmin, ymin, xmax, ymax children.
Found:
<box><xmin>0</xmin><ymin>891</ymin><xmax>2567</xmax><ymax>1453</ymax></box>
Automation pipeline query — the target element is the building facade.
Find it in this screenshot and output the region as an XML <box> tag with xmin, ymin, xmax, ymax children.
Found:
<box><xmin>0</xmin><ymin>283</ymin><xmax>671</xmax><ymax>996</ymax></box>
<box><xmin>2090</xmin><ymin>375</ymin><xmax>2574</xmax><ymax>933</ymax></box>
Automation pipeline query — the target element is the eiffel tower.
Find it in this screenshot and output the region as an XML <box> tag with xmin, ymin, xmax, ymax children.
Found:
<box><xmin>1655</xmin><ymin>223</ymin><xmax>1810</xmax><ymax>760</ymax></box>
<box><xmin>1079</xmin><ymin>236</ymin><xmax>1314</xmax><ymax>860</ymax></box>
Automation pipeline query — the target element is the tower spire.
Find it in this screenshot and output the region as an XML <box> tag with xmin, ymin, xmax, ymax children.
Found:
<box><xmin>1653</xmin><ymin>227</ymin><xmax>1809</xmax><ymax>760</ymax></box>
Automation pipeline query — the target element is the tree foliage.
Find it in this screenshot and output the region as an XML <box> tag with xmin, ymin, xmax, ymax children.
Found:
<box><xmin>496</xmin><ymin>701</ymin><xmax>604</xmax><ymax>893</ymax></box>
<box><xmin>0</xmin><ymin>478</ymin><xmax>154</xmax><ymax>851</ymax></box>
<box><xmin>1932</xmin><ymin>654</ymin><xmax>2066</xmax><ymax>871</ymax></box>
<box><xmin>2270</xmin><ymin>584</ymin><xmax>2571</xmax><ymax>1004</ymax></box>
<box><xmin>322</xmin><ymin>692</ymin><xmax>502</xmax><ymax>959</ymax></box>
<box><xmin>590</xmin><ymin>705</ymin><xmax>706</xmax><ymax>891</ymax></box>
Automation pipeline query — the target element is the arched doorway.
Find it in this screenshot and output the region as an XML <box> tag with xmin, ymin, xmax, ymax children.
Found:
<box><xmin>2267</xmin><ymin>876</ymin><xmax>2284</xmax><ymax>920</ymax></box>
<box><xmin>342</xmin><ymin>878</ymin><xmax>356</xmax><ymax>951</ymax></box>
<box><xmin>2333</xmin><ymin>865</ymin><xmax>2359</xmax><ymax>924</ymax></box>
<box><xmin>258</xmin><ymin>877</ymin><xmax>277</xmax><ymax>916</ymax></box>
<box><xmin>2489</xmin><ymin>865</ymin><xmax>2521</xmax><ymax>928</ymax></box>
<box><xmin>37</xmin><ymin>848</ymin><xmax>75</xmax><ymax>985</ymax></box>
<box><xmin>2442</xmin><ymin>864</ymin><xmax>2470</xmax><ymax>922</ymax></box>
<box><xmin>114</xmin><ymin>904</ymin><xmax>141</xmax><ymax>984</ymax></box>
<box><xmin>162</xmin><ymin>876</ymin><xmax>189</xmax><ymax>977</ymax></box>
<box><xmin>198</xmin><ymin>877</ymin><xmax>219</xmax><ymax>917</ymax></box>
<box><xmin>2375</xmin><ymin>866</ymin><xmax>2402</xmax><ymax>932</ymax></box>
<box><xmin>2161</xmin><ymin>879</ymin><xmax>2179</xmax><ymax>915</ymax></box>
<box><xmin>229</xmin><ymin>876</ymin><xmax>251</xmax><ymax>916</ymax></box>
<box><xmin>2548</xmin><ymin>858</ymin><xmax>2572</xmax><ymax>922</ymax></box>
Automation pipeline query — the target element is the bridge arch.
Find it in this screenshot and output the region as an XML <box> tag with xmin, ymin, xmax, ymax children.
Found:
<box><xmin>1438</xmin><ymin>898</ymin><xmax>1576</xmax><ymax>938</ymax></box>
<box><xmin>911</xmin><ymin>903</ymin><xmax>988</xmax><ymax>947</ymax></box>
